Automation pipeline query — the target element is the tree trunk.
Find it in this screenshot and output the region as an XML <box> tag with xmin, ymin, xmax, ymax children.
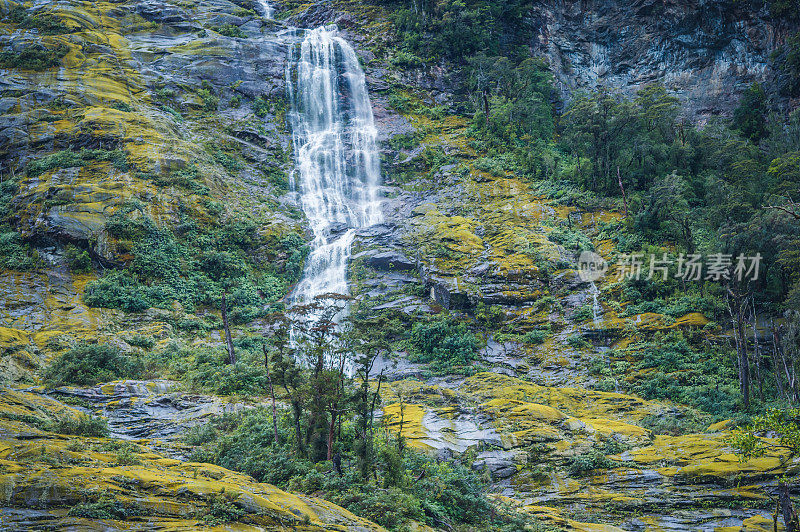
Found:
<box><xmin>263</xmin><ymin>345</ymin><xmax>279</xmax><ymax>445</ymax></box>
<box><xmin>752</xmin><ymin>299</ymin><xmax>764</xmax><ymax>402</ymax></box>
<box><xmin>398</xmin><ymin>400</ymin><xmax>406</xmax><ymax>454</ymax></box>
<box><xmin>327</xmin><ymin>410</ymin><xmax>337</xmax><ymax>461</ymax></box>
<box><xmin>771</xmin><ymin>326</ymin><xmax>788</xmax><ymax>402</ymax></box>
<box><xmin>737</xmin><ymin>310</ymin><xmax>751</xmax><ymax>411</ymax></box>
<box><xmin>728</xmin><ymin>288</ymin><xmax>751</xmax><ymax>410</ymax></box>
<box><xmin>780</xmin><ymin>482</ymin><xmax>799</xmax><ymax>532</ymax></box>
<box><xmin>292</xmin><ymin>400</ymin><xmax>305</xmax><ymax>457</ymax></box>
<box><xmin>617</xmin><ymin>166</ymin><xmax>628</xmax><ymax>218</ymax></box>
<box><xmin>221</xmin><ymin>294</ymin><xmax>236</xmax><ymax>365</ymax></box>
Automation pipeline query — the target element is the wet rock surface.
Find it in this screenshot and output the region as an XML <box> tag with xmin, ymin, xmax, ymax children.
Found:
<box><xmin>1</xmin><ymin>0</ymin><xmax>799</xmax><ymax>530</ymax></box>
<box><xmin>49</xmin><ymin>380</ymin><xmax>260</xmax><ymax>446</ymax></box>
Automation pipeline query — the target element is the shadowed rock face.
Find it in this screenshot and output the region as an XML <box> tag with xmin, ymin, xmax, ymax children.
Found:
<box><xmin>530</xmin><ymin>0</ymin><xmax>791</xmax><ymax>119</ymax></box>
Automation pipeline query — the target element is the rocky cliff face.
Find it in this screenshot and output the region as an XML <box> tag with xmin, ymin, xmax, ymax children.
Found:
<box><xmin>530</xmin><ymin>0</ymin><xmax>792</xmax><ymax>119</ymax></box>
<box><xmin>0</xmin><ymin>0</ymin><xmax>798</xmax><ymax>530</ymax></box>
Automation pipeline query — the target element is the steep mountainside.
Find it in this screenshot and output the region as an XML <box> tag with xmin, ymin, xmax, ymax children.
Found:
<box><xmin>1</xmin><ymin>0</ymin><xmax>800</xmax><ymax>530</ymax></box>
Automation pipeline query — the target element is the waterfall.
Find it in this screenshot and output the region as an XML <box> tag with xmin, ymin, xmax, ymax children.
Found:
<box><xmin>286</xmin><ymin>26</ymin><xmax>382</xmax><ymax>309</ymax></box>
<box><xmin>589</xmin><ymin>281</ymin><xmax>601</xmax><ymax>326</ymax></box>
<box><xmin>257</xmin><ymin>0</ymin><xmax>274</xmax><ymax>19</ymax></box>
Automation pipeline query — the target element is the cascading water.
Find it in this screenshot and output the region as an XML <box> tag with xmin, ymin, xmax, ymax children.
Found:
<box><xmin>589</xmin><ymin>280</ymin><xmax>602</xmax><ymax>327</ymax></box>
<box><xmin>257</xmin><ymin>0</ymin><xmax>274</xmax><ymax>19</ymax></box>
<box><xmin>286</xmin><ymin>26</ymin><xmax>382</xmax><ymax>309</ymax></box>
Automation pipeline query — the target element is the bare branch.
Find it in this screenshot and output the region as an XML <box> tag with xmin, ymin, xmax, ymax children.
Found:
<box><xmin>766</xmin><ymin>195</ymin><xmax>800</xmax><ymax>220</ymax></box>
<box><xmin>766</xmin><ymin>203</ymin><xmax>800</xmax><ymax>220</ymax></box>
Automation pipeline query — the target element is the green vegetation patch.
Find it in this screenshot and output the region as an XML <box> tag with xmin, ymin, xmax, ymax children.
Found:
<box><xmin>43</xmin><ymin>343</ymin><xmax>144</xmax><ymax>387</ymax></box>
<box><xmin>85</xmin><ymin>208</ymin><xmax>303</xmax><ymax>320</ymax></box>
<box><xmin>8</xmin><ymin>6</ymin><xmax>78</xmax><ymax>34</ymax></box>
<box><xmin>408</xmin><ymin>315</ymin><xmax>480</xmax><ymax>374</ymax></box>
<box><xmin>186</xmin><ymin>408</ymin><xmax>538</xmax><ymax>531</ymax></box>
<box><xmin>211</xmin><ymin>24</ymin><xmax>245</xmax><ymax>38</ymax></box>
<box><xmin>0</xmin><ymin>43</ymin><xmax>69</xmax><ymax>70</ymax></box>
<box><xmin>27</xmin><ymin>149</ymin><xmax>129</xmax><ymax>177</ymax></box>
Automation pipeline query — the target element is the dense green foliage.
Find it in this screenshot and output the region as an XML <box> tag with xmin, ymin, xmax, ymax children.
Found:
<box><xmin>0</xmin><ymin>43</ymin><xmax>68</xmax><ymax>70</ymax></box>
<box><xmin>733</xmin><ymin>83</ymin><xmax>769</xmax><ymax>143</ymax></box>
<box><xmin>566</xmin><ymin>449</ymin><xmax>618</xmax><ymax>476</ymax></box>
<box><xmin>627</xmin><ymin>332</ymin><xmax>740</xmax><ymax>417</ymax></box>
<box><xmin>7</xmin><ymin>5</ymin><xmax>77</xmax><ymax>34</ymax></box>
<box><xmin>27</xmin><ymin>149</ymin><xmax>129</xmax><ymax>177</ymax></box>
<box><xmin>382</xmin><ymin>0</ymin><xmax>533</xmax><ymax>62</ymax></box>
<box><xmin>186</xmin><ymin>408</ymin><xmax>538</xmax><ymax>531</ymax></box>
<box><xmin>48</xmin><ymin>413</ymin><xmax>109</xmax><ymax>437</ymax></box>
<box><xmin>408</xmin><ymin>315</ymin><xmax>480</xmax><ymax>374</ymax></box>
<box><xmin>43</xmin><ymin>343</ymin><xmax>144</xmax><ymax>387</ymax></box>
<box><xmin>68</xmin><ymin>493</ymin><xmax>137</xmax><ymax>520</ymax></box>
<box><xmin>64</xmin><ymin>244</ymin><xmax>92</xmax><ymax>273</ymax></box>
<box><xmin>0</xmin><ymin>180</ymin><xmax>41</xmax><ymax>271</ymax></box>
<box><xmin>211</xmin><ymin>24</ymin><xmax>246</xmax><ymax>38</ymax></box>
<box><xmin>731</xmin><ymin>408</ymin><xmax>800</xmax><ymax>459</ymax></box>
<box><xmin>84</xmin><ymin>204</ymin><xmax>304</xmax><ymax>320</ymax></box>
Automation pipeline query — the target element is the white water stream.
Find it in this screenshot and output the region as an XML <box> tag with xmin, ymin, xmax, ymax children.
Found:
<box><xmin>286</xmin><ymin>26</ymin><xmax>382</xmax><ymax>308</ymax></box>
<box><xmin>256</xmin><ymin>0</ymin><xmax>274</xmax><ymax>19</ymax></box>
<box><xmin>589</xmin><ymin>280</ymin><xmax>601</xmax><ymax>326</ymax></box>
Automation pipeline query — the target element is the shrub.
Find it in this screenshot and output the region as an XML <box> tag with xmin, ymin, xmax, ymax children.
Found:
<box><xmin>141</xmin><ymin>166</ymin><xmax>209</xmax><ymax>195</ymax></box>
<box><xmin>64</xmin><ymin>244</ymin><xmax>92</xmax><ymax>273</ymax></box>
<box><xmin>0</xmin><ymin>44</ymin><xmax>68</xmax><ymax>70</ymax></box>
<box><xmin>571</xmin><ymin>304</ymin><xmax>594</xmax><ymax>322</ymax></box>
<box><xmin>213</xmin><ymin>150</ymin><xmax>243</xmax><ymax>172</ymax></box>
<box><xmin>389</xmin><ymin>50</ymin><xmax>423</xmax><ymax>68</ymax></box>
<box><xmin>0</xmin><ymin>412</ymin><xmax>47</xmax><ymax>429</ymax></box>
<box><xmin>0</xmin><ymin>230</ymin><xmax>41</xmax><ymax>271</ymax></box>
<box><xmin>202</xmin><ymin>490</ymin><xmax>246</xmax><ymax>525</ymax></box>
<box><xmin>640</xmin><ymin>412</ymin><xmax>705</xmax><ymax>436</ymax></box>
<box><xmin>624</xmin><ymin>332</ymin><xmax>740</xmax><ymax>417</ymax></box>
<box><xmin>521</xmin><ymin>328</ymin><xmax>548</xmax><ymax>344</ymax></box>
<box><xmin>85</xmin><ymin>270</ymin><xmax>151</xmax><ymax>312</ymax></box>
<box><xmin>233</xmin><ymin>7</ymin><xmax>256</xmax><ymax>16</ymax></box>
<box><xmin>27</xmin><ymin>148</ymin><xmax>128</xmax><ymax>177</ymax></box>
<box><xmin>566</xmin><ymin>449</ymin><xmax>617</xmax><ymax>476</ymax></box>
<box><xmin>125</xmin><ymin>334</ymin><xmax>155</xmax><ymax>349</ymax></box>
<box><xmin>68</xmin><ymin>493</ymin><xmax>132</xmax><ymax>520</ymax></box>
<box><xmin>566</xmin><ymin>334</ymin><xmax>590</xmax><ymax>349</ymax></box>
<box><xmin>474</xmin><ymin>156</ymin><xmax>506</xmax><ymax>176</ymax></box>
<box><xmin>48</xmin><ymin>413</ymin><xmax>108</xmax><ymax>437</ymax></box>
<box><xmin>547</xmin><ymin>226</ymin><xmax>593</xmax><ymax>251</ymax></box>
<box><xmin>253</xmin><ymin>96</ymin><xmax>270</xmax><ymax>117</ymax></box>
<box><xmin>114</xmin><ymin>444</ymin><xmax>142</xmax><ymax>465</ymax></box>
<box><xmin>212</xmin><ymin>24</ymin><xmax>245</xmax><ymax>38</ymax></box>
<box><xmin>111</xmin><ymin>100</ymin><xmax>132</xmax><ymax>112</ymax></box>
<box><xmin>409</xmin><ymin>316</ymin><xmax>480</xmax><ymax>373</ymax></box>
<box><xmin>9</xmin><ymin>6</ymin><xmax>77</xmax><ymax>34</ymax></box>
<box><xmin>198</xmin><ymin>88</ymin><xmax>219</xmax><ymax>111</ymax></box>
<box><xmin>185</xmin><ymin>355</ymin><xmax>269</xmax><ymax>395</ymax></box>
<box><xmin>43</xmin><ymin>343</ymin><xmax>144</xmax><ymax>387</ymax></box>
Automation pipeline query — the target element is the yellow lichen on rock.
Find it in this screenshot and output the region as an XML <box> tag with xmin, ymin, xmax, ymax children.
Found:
<box><xmin>0</xmin><ymin>434</ymin><xmax>385</xmax><ymax>531</ymax></box>
<box><xmin>630</xmin><ymin>433</ymin><xmax>798</xmax><ymax>485</ymax></box>
<box><xmin>381</xmin><ymin>402</ymin><xmax>431</xmax><ymax>450</ymax></box>
<box><xmin>510</xmin><ymin>501</ymin><xmax>627</xmax><ymax>532</ymax></box>
<box><xmin>463</xmin><ymin>372</ymin><xmax>661</xmax><ymax>423</ymax></box>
